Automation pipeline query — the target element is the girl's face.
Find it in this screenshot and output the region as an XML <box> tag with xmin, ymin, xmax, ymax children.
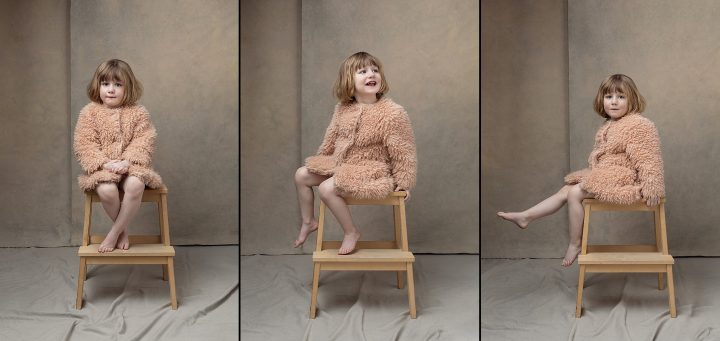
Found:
<box><xmin>353</xmin><ymin>64</ymin><xmax>381</xmax><ymax>99</ymax></box>
<box><xmin>100</xmin><ymin>79</ymin><xmax>125</xmax><ymax>108</ymax></box>
<box><xmin>603</xmin><ymin>91</ymin><xmax>628</xmax><ymax>119</ymax></box>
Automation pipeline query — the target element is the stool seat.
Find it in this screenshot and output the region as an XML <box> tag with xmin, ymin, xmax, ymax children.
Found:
<box><xmin>79</xmin><ymin>244</ymin><xmax>175</xmax><ymax>257</ymax></box>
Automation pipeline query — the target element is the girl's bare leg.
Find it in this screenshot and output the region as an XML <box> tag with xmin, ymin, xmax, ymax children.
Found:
<box><xmin>497</xmin><ymin>185</ymin><xmax>573</xmax><ymax>229</ymax></box>
<box><xmin>96</xmin><ymin>183</ymin><xmax>121</xmax><ymax>252</ymax></box>
<box><xmin>318</xmin><ymin>177</ymin><xmax>360</xmax><ymax>255</ymax></box>
<box><xmin>115</xmin><ymin>176</ymin><xmax>145</xmax><ymax>250</ymax></box>
<box><xmin>294</xmin><ymin>166</ymin><xmax>330</xmax><ymax>247</ymax></box>
<box><xmin>97</xmin><ymin>176</ymin><xmax>145</xmax><ymax>252</ymax></box>
<box><xmin>562</xmin><ymin>184</ymin><xmax>593</xmax><ymax>267</ymax></box>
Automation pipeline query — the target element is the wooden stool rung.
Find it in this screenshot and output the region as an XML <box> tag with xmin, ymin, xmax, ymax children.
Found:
<box><xmin>78</xmin><ymin>244</ymin><xmax>175</xmax><ymax>257</ymax></box>
<box><xmin>89</xmin><ymin>234</ymin><xmax>162</xmax><ymax>244</ymax></box>
<box><xmin>313</xmin><ymin>249</ymin><xmax>415</xmax><ymax>262</ymax></box>
<box><xmin>321</xmin><ymin>240</ymin><xmax>398</xmax><ymax>249</ymax></box>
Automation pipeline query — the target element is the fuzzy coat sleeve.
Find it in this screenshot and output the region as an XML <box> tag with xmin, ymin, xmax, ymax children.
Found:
<box><xmin>385</xmin><ymin>108</ymin><xmax>417</xmax><ymax>190</ymax></box>
<box><xmin>316</xmin><ymin>105</ymin><xmax>341</xmax><ymax>156</ymax></box>
<box><xmin>121</xmin><ymin>107</ymin><xmax>157</xmax><ymax>167</ymax></box>
<box><xmin>73</xmin><ymin>108</ymin><xmax>110</xmax><ymax>173</ymax></box>
<box><xmin>625</xmin><ymin>119</ymin><xmax>665</xmax><ymax>199</ymax></box>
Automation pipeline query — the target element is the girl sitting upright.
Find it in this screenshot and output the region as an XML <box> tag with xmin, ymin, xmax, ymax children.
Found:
<box><xmin>498</xmin><ymin>74</ymin><xmax>665</xmax><ymax>267</ymax></box>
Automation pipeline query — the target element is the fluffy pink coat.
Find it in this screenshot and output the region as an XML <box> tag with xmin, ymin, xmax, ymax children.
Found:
<box><xmin>305</xmin><ymin>97</ymin><xmax>417</xmax><ymax>199</ymax></box>
<box><xmin>564</xmin><ymin>112</ymin><xmax>664</xmax><ymax>205</ymax></box>
<box><xmin>73</xmin><ymin>102</ymin><xmax>163</xmax><ymax>191</ymax></box>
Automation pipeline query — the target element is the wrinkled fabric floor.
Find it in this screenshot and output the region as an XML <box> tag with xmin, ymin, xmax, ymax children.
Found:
<box><xmin>482</xmin><ymin>258</ymin><xmax>720</xmax><ymax>340</ymax></box>
<box><xmin>241</xmin><ymin>254</ymin><xmax>479</xmax><ymax>341</ymax></box>
<box><xmin>0</xmin><ymin>246</ymin><xmax>238</xmax><ymax>341</ymax></box>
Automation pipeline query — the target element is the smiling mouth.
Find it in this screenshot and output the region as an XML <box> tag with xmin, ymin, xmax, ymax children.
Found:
<box><xmin>366</xmin><ymin>81</ymin><xmax>377</xmax><ymax>86</ymax></box>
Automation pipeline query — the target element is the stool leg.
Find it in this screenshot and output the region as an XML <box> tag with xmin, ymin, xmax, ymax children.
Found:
<box><xmin>658</xmin><ymin>273</ymin><xmax>665</xmax><ymax>290</ymax></box>
<box><xmin>576</xmin><ymin>265</ymin><xmax>586</xmax><ymax>318</ymax></box>
<box><xmin>406</xmin><ymin>263</ymin><xmax>416</xmax><ymax>319</ymax></box>
<box><xmin>162</xmin><ymin>264</ymin><xmax>169</xmax><ymax>281</ymax></box>
<box><xmin>667</xmin><ymin>265</ymin><xmax>676</xmax><ymax>317</ymax></box>
<box><xmin>394</xmin><ymin>205</ymin><xmax>404</xmax><ymax>288</ymax></box>
<box><xmin>168</xmin><ymin>257</ymin><xmax>177</xmax><ymax>310</ymax></box>
<box><xmin>76</xmin><ymin>257</ymin><xmax>87</xmax><ymax>309</ymax></box>
<box><xmin>310</xmin><ymin>263</ymin><xmax>320</xmax><ymax>319</ymax></box>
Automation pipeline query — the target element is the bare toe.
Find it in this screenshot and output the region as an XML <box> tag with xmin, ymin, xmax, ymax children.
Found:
<box><xmin>294</xmin><ymin>222</ymin><xmax>319</xmax><ymax>248</ymax></box>
<box><xmin>116</xmin><ymin>230</ymin><xmax>130</xmax><ymax>250</ymax></box>
<box><xmin>98</xmin><ymin>244</ymin><xmax>114</xmax><ymax>253</ymax></box>
<box><xmin>497</xmin><ymin>211</ymin><xmax>529</xmax><ymax>229</ymax></box>
<box><xmin>562</xmin><ymin>246</ymin><xmax>581</xmax><ymax>267</ymax></box>
<box><xmin>338</xmin><ymin>231</ymin><xmax>361</xmax><ymax>255</ymax></box>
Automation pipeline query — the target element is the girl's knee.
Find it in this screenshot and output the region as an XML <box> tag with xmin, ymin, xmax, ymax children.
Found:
<box><xmin>123</xmin><ymin>177</ymin><xmax>145</xmax><ymax>196</ymax></box>
<box><xmin>557</xmin><ymin>185</ymin><xmax>572</xmax><ymax>196</ymax></box>
<box><xmin>318</xmin><ymin>179</ymin><xmax>335</xmax><ymax>198</ymax></box>
<box><xmin>568</xmin><ymin>184</ymin><xmax>586</xmax><ymax>200</ymax></box>
<box><xmin>96</xmin><ymin>183</ymin><xmax>118</xmax><ymax>198</ymax></box>
<box><xmin>295</xmin><ymin>166</ymin><xmax>309</xmax><ymax>183</ymax></box>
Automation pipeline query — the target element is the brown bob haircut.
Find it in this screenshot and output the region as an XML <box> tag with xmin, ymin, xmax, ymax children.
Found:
<box><xmin>87</xmin><ymin>59</ymin><xmax>143</xmax><ymax>106</ymax></box>
<box><xmin>333</xmin><ymin>52</ymin><xmax>389</xmax><ymax>104</ymax></box>
<box><xmin>594</xmin><ymin>74</ymin><xmax>646</xmax><ymax>119</ymax></box>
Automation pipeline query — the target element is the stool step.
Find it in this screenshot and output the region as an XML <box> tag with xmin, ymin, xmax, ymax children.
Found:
<box><xmin>78</xmin><ymin>244</ymin><xmax>175</xmax><ymax>256</ymax></box>
<box><xmin>579</xmin><ymin>252</ymin><xmax>673</xmax><ymax>265</ymax></box>
<box><xmin>313</xmin><ymin>249</ymin><xmax>414</xmax><ymax>262</ymax></box>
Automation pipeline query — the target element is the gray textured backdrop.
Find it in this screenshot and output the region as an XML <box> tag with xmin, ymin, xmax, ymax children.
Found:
<box><xmin>483</xmin><ymin>0</ymin><xmax>720</xmax><ymax>258</ymax></box>
<box><xmin>0</xmin><ymin>0</ymin><xmax>238</xmax><ymax>247</ymax></box>
<box><xmin>241</xmin><ymin>0</ymin><xmax>480</xmax><ymax>255</ymax></box>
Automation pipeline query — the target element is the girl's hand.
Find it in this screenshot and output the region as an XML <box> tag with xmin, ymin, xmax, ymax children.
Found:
<box><xmin>395</xmin><ymin>186</ymin><xmax>410</xmax><ymax>201</ymax></box>
<box><xmin>103</xmin><ymin>160</ymin><xmax>130</xmax><ymax>174</ymax></box>
<box><xmin>103</xmin><ymin>160</ymin><xmax>121</xmax><ymax>171</ymax></box>
<box><xmin>645</xmin><ymin>195</ymin><xmax>660</xmax><ymax>207</ymax></box>
<box><xmin>113</xmin><ymin>160</ymin><xmax>131</xmax><ymax>174</ymax></box>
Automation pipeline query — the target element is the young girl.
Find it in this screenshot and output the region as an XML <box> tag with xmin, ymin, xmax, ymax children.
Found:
<box><xmin>293</xmin><ymin>51</ymin><xmax>417</xmax><ymax>255</ymax></box>
<box><xmin>498</xmin><ymin>74</ymin><xmax>665</xmax><ymax>267</ymax></box>
<box><xmin>73</xmin><ymin>59</ymin><xmax>163</xmax><ymax>253</ymax></box>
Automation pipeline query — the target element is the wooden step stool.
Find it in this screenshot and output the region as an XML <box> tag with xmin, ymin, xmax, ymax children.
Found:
<box><xmin>310</xmin><ymin>191</ymin><xmax>416</xmax><ymax>319</ymax></box>
<box><xmin>575</xmin><ymin>198</ymin><xmax>675</xmax><ymax>318</ymax></box>
<box><xmin>76</xmin><ymin>185</ymin><xmax>177</xmax><ymax>310</ymax></box>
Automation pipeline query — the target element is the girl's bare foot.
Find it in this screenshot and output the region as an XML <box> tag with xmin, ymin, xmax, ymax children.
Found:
<box><xmin>497</xmin><ymin>211</ymin><xmax>530</xmax><ymax>229</ymax></box>
<box><xmin>561</xmin><ymin>244</ymin><xmax>582</xmax><ymax>267</ymax></box>
<box><xmin>338</xmin><ymin>230</ymin><xmax>361</xmax><ymax>255</ymax></box>
<box><xmin>98</xmin><ymin>229</ymin><xmax>121</xmax><ymax>253</ymax></box>
<box><xmin>116</xmin><ymin>229</ymin><xmax>130</xmax><ymax>250</ymax></box>
<box><xmin>294</xmin><ymin>220</ymin><xmax>319</xmax><ymax>248</ymax></box>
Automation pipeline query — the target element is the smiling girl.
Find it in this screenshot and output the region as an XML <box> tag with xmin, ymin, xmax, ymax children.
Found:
<box><xmin>293</xmin><ymin>52</ymin><xmax>417</xmax><ymax>255</ymax></box>
<box><xmin>74</xmin><ymin>59</ymin><xmax>163</xmax><ymax>253</ymax></box>
<box><xmin>497</xmin><ymin>74</ymin><xmax>665</xmax><ymax>267</ymax></box>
